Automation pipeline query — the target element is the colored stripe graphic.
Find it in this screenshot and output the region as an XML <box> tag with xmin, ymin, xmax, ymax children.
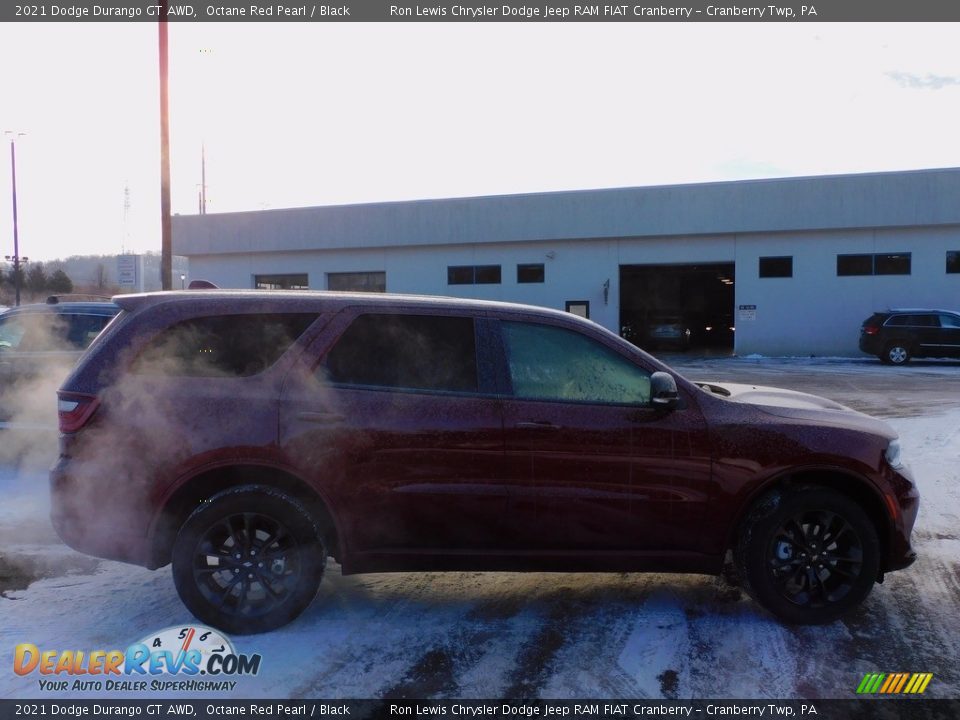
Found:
<box><xmin>857</xmin><ymin>672</ymin><xmax>933</xmax><ymax>694</ymax></box>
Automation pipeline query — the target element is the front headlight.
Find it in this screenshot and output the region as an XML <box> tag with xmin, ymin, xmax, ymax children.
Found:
<box><xmin>885</xmin><ymin>439</ymin><xmax>903</xmax><ymax>469</ymax></box>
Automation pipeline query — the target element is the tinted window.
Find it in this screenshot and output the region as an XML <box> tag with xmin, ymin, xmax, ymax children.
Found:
<box><xmin>837</xmin><ymin>253</ymin><xmax>911</xmax><ymax>276</ymax></box>
<box><xmin>837</xmin><ymin>255</ymin><xmax>873</xmax><ymax>276</ymax></box>
<box><xmin>502</xmin><ymin>321</ymin><xmax>650</xmax><ymax>404</ymax></box>
<box><xmin>327</xmin><ymin>271</ymin><xmax>386</xmax><ymax>293</ymax></box>
<box><xmin>939</xmin><ymin>314</ymin><xmax>960</xmax><ymax>329</ymax></box>
<box><xmin>323</xmin><ymin>314</ymin><xmax>478</xmax><ymax>393</ymax></box>
<box><xmin>517</xmin><ymin>264</ymin><xmax>545</xmax><ymax>283</ymax></box>
<box><xmin>133</xmin><ymin>314</ymin><xmax>316</xmax><ymax>377</ymax></box>
<box><xmin>948</xmin><ymin>251</ymin><xmax>960</xmax><ymax>274</ymax></box>
<box><xmin>759</xmin><ymin>256</ymin><xmax>793</xmax><ymax>278</ymax></box>
<box><xmin>475</xmin><ymin>265</ymin><xmax>501</xmax><ymax>284</ymax></box>
<box><xmin>887</xmin><ymin>314</ymin><xmax>937</xmax><ymax>327</ymax></box>
<box><xmin>254</xmin><ymin>274</ymin><xmax>309</xmax><ymax>290</ymax></box>
<box><xmin>875</xmin><ymin>253</ymin><xmax>911</xmax><ymax>275</ymax></box>
<box><xmin>0</xmin><ymin>313</ymin><xmax>68</xmax><ymax>351</ymax></box>
<box><xmin>447</xmin><ymin>265</ymin><xmax>502</xmax><ymax>285</ymax></box>
<box><xmin>66</xmin><ymin>314</ymin><xmax>113</xmax><ymax>349</ymax></box>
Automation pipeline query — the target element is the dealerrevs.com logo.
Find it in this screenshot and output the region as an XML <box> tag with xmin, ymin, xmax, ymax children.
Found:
<box><xmin>14</xmin><ymin>625</ymin><xmax>262</xmax><ymax>693</ymax></box>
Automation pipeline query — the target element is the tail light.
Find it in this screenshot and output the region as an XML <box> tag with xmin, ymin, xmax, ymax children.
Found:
<box><xmin>58</xmin><ymin>392</ymin><xmax>100</xmax><ymax>433</ymax></box>
<box><xmin>863</xmin><ymin>325</ymin><xmax>880</xmax><ymax>335</ymax></box>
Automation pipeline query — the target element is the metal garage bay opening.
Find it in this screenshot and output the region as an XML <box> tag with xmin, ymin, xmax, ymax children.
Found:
<box><xmin>619</xmin><ymin>263</ymin><xmax>736</xmax><ymax>355</ymax></box>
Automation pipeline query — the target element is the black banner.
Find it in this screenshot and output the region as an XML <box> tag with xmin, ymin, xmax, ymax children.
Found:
<box><xmin>4</xmin><ymin>0</ymin><xmax>960</xmax><ymax>23</ymax></box>
<box><xmin>1</xmin><ymin>700</ymin><xmax>958</xmax><ymax>720</ymax></box>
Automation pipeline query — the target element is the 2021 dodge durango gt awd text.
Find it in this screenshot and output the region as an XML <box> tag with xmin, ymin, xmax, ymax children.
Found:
<box><xmin>51</xmin><ymin>291</ymin><xmax>919</xmax><ymax>633</ymax></box>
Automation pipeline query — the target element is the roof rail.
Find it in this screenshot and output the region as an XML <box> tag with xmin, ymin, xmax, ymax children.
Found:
<box><xmin>46</xmin><ymin>294</ymin><xmax>114</xmax><ymax>305</ymax></box>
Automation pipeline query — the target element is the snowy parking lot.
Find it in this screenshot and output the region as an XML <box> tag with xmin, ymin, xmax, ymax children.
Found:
<box><xmin>1</xmin><ymin>357</ymin><xmax>959</xmax><ymax>701</ymax></box>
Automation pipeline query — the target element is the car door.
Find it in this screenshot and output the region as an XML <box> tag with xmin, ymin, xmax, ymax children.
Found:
<box><xmin>279</xmin><ymin>309</ymin><xmax>513</xmax><ymax>558</ymax></box>
<box><xmin>496</xmin><ymin>317</ymin><xmax>712</xmax><ymax>553</ymax></box>
<box><xmin>937</xmin><ymin>312</ymin><xmax>960</xmax><ymax>358</ymax></box>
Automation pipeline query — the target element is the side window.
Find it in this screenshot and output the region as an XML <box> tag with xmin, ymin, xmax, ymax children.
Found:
<box><xmin>887</xmin><ymin>315</ymin><xmax>933</xmax><ymax>327</ymax></box>
<box><xmin>501</xmin><ymin>321</ymin><xmax>651</xmax><ymax>405</ymax></box>
<box><xmin>322</xmin><ymin>314</ymin><xmax>478</xmax><ymax>393</ymax></box>
<box><xmin>0</xmin><ymin>313</ymin><xmax>68</xmax><ymax>351</ymax></box>
<box><xmin>66</xmin><ymin>314</ymin><xmax>113</xmax><ymax>349</ymax></box>
<box><xmin>132</xmin><ymin>314</ymin><xmax>317</xmax><ymax>377</ymax></box>
<box><xmin>940</xmin><ymin>314</ymin><xmax>960</xmax><ymax>329</ymax></box>
<box><xmin>0</xmin><ymin>316</ymin><xmax>28</xmax><ymax>350</ymax></box>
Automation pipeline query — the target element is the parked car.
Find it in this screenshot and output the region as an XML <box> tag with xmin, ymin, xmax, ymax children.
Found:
<box><xmin>859</xmin><ymin>308</ymin><xmax>960</xmax><ymax>365</ymax></box>
<box><xmin>0</xmin><ymin>298</ymin><xmax>120</xmax><ymax>424</ymax></box>
<box><xmin>52</xmin><ymin>291</ymin><xmax>918</xmax><ymax>633</ymax></box>
<box><xmin>645</xmin><ymin>315</ymin><xmax>692</xmax><ymax>350</ymax></box>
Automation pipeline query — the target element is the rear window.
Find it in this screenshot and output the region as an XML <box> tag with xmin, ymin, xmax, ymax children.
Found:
<box><xmin>322</xmin><ymin>313</ymin><xmax>478</xmax><ymax>393</ymax></box>
<box><xmin>132</xmin><ymin>314</ymin><xmax>317</xmax><ymax>377</ymax></box>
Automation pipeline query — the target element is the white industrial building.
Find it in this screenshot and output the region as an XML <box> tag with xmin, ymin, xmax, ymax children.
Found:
<box><xmin>172</xmin><ymin>167</ymin><xmax>960</xmax><ymax>357</ymax></box>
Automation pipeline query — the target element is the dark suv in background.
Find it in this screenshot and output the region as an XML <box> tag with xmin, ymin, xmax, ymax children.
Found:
<box><xmin>0</xmin><ymin>298</ymin><xmax>119</xmax><ymax>425</ymax></box>
<box><xmin>860</xmin><ymin>309</ymin><xmax>960</xmax><ymax>365</ymax></box>
<box><xmin>52</xmin><ymin>291</ymin><xmax>918</xmax><ymax>633</ymax></box>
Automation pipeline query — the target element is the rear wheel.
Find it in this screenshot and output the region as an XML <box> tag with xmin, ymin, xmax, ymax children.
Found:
<box><xmin>172</xmin><ymin>485</ymin><xmax>326</xmax><ymax>634</ymax></box>
<box><xmin>737</xmin><ymin>487</ymin><xmax>880</xmax><ymax>624</ymax></box>
<box><xmin>882</xmin><ymin>343</ymin><xmax>911</xmax><ymax>365</ymax></box>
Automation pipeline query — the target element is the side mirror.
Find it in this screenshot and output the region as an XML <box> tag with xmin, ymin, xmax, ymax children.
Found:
<box><xmin>650</xmin><ymin>371</ymin><xmax>680</xmax><ymax>409</ymax></box>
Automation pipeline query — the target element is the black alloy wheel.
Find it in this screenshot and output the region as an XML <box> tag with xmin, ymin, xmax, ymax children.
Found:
<box><xmin>737</xmin><ymin>487</ymin><xmax>880</xmax><ymax>624</ymax></box>
<box><xmin>172</xmin><ymin>486</ymin><xmax>326</xmax><ymax>634</ymax></box>
<box><xmin>767</xmin><ymin>509</ymin><xmax>864</xmax><ymax>608</ymax></box>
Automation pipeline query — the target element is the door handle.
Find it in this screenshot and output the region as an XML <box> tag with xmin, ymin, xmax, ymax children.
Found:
<box><xmin>515</xmin><ymin>420</ymin><xmax>562</xmax><ymax>430</ymax></box>
<box><xmin>297</xmin><ymin>411</ymin><xmax>345</xmax><ymax>425</ymax></box>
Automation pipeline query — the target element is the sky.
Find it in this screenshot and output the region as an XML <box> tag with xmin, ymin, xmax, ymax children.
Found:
<box><xmin>1</xmin><ymin>22</ymin><xmax>959</xmax><ymax>261</ymax></box>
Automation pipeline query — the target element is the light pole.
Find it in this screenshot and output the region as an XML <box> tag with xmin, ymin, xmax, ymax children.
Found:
<box><xmin>5</xmin><ymin>130</ymin><xmax>26</xmax><ymax>306</ymax></box>
<box><xmin>180</xmin><ymin>273</ymin><xmax>185</xmax><ymax>289</ymax></box>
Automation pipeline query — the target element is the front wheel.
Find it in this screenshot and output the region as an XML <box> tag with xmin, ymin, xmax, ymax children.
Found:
<box><xmin>737</xmin><ymin>487</ymin><xmax>880</xmax><ymax>624</ymax></box>
<box><xmin>172</xmin><ymin>485</ymin><xmax>326</xmax><ymax>634</ymax></box>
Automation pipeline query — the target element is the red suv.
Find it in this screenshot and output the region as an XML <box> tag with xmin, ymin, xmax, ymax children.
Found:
<box><xmin>51</xmin><ymin>292</ymin><xmax>918</xmax><ymax>633</ymax></box>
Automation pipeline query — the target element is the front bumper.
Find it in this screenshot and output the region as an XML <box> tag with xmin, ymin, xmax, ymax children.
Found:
<box><xmin>883</xmin><ymin>464</ymin><xmax>920</xmax><ymax>573</ymax></box>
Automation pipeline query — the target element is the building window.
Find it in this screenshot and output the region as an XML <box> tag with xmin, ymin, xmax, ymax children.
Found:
<box><xmin>759</xmin><ymin>256</ymin><xmax>793</xmax><ymax>278</ymax></box>
<box><xmin>447</xmin><ymin>265</ymin><xmax>501</xmax><ymax>285</ymax></box>
<box><xmin>327</xmin><ymin>271</ymin><xmax>386</xmax><ymax>293</ymax></box>
<box><xmin>254</xmin><ymin>273</ymin><xmax>309</xmax><ymax>290</ymax></box>
<box><xmin>836</xmin><ymin>255</ymin><xmax>873</xmax><ymax>276</ymax></box>
<box><xmin>517</xmin><ymin>263</ymin><xmax>545</xmax><ymax>283</ymax></box>
<box><xmin>565</xmin><ymin>300</ymin><xmax>590</xmax><ymax>319</ymax></box>
<box><xmin>875</xmin><ymin>253</ymin><xmax>911</xmax><ymax>275</ymax></box>
<box><xmin>947</xmin><ymin>251</ymin><xmax>960</xmax><ymax>274</ymax></box>
<box><xmin>837</xmin><ymin>253</ymin><xmax>911</xmax><ymax>277</ymax></box>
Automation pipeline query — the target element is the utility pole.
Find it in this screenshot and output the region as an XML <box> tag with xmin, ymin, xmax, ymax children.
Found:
<box><xmin>5</xmin><ymin>131</ymin><xmax>25</xmax><ymax>306</ymax></box>
<box><xmin>200</xmin><ymin>142</ymin><xmax>207</xmax><ymax>214</ymax></box>
<box><xmin>158</xmin><ymin>1</ymin><xmax>172</xmax><ymax>290</ymax></box>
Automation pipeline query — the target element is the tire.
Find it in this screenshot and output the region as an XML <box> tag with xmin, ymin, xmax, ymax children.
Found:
<box><xmin>172</xmin><ymin>485</ymin><xmax>326</xmax><ymax>635</ymax></box>
<box><xmin>882</xmin><ymin>343</ymin><xmax>911</xmax><ymax>365</ymax></box>
<box><xmin>736</xmin><ymin>486</ymin><xmax>880</xmax><ymax>624</ymax></box>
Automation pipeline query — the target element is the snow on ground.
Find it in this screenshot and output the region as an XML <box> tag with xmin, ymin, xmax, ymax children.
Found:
<box><xmin>1</xmin><ymin>358</ymin><xmax>958</xmax><ymax>700</ymax></box>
